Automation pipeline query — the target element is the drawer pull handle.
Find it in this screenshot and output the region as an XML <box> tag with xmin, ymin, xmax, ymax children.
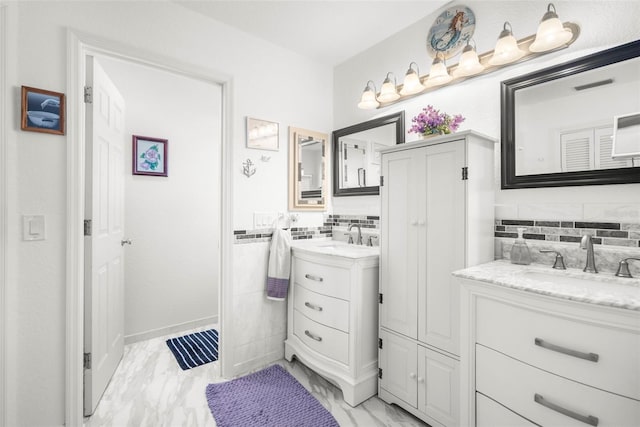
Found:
<box><xmin>534</xmin><ymin>393</ymin><xmax>599</xmax><ymax>426</ymax></box>
<box><xmin>304</xmin><ymin>274</ymin><xmax>323</xmax><ymax>282</ymax></box>
<box><xmin>534</xmin><ymin>338</ymin><xmax>599</xmax><ymax>362</ymax></box>
<box><xmin>304</xmin><ymin>330</ymin><xmax>322</xmax><ymax>342</ymax></box>
<box><xmin>304</xmin><ymin>302</ymin><xmax>323</xmax><ymax>312</ymax></box>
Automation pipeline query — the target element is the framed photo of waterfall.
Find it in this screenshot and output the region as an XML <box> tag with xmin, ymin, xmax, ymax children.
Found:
<box><xmin>21</xmin><ymin>86</ymin><xmax>66</xmax><ymax>135</ymax></box>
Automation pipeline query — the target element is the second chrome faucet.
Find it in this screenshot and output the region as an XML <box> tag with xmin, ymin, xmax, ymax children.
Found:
<box><xmin>580</xmin><ymin>234</ymin><xmax>598</xmax><ymax>273</ymax></box>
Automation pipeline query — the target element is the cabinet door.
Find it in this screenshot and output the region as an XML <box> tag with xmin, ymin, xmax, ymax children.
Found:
<box><xmin>418</xmin><ymin>141</ymin><xmax>465</xmax><ymax>355</ymax></box>
<box><xmin>379</xmin><ymin>330</ymin><xmax>418</xmax><ymax>407</ymax></box>
<box><xmin>380</xmin><ymin>149</ymin><xmax>419</xmax><ymax>338</ymax></box>
<box><xmin>418</xmin><ymin>345</ymin><xmax>460</xmax><ymax>427</ymax></box>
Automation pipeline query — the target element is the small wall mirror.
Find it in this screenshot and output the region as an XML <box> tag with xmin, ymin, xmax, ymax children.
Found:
<box><xmin>289</xmin><ymin>127</ymin><xmax>328</xmax><ymax>211</ymax></box>
<box><xmin>501</xmin><ymin>40</ymin><xmax>640</xmax><ymax>189</ymax></box>
<box><xmin>332</xmin><ymin>111</ymin><xmax>405</xmax><ymax>196</ymax></box>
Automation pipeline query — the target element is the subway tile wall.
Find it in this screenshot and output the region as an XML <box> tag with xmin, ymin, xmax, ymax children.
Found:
<box><xmin>495</xmin><ymin>219</ymin><xmax>640</xmax><ymax>248</ymax></box>
<box><xmin>233</xmin><ymin>214</ymin><xmax>380</xmax><ymax>244</ymax></box>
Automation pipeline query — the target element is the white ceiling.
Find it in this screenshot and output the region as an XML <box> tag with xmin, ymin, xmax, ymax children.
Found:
<box><xmin>174</xmin><ymin>0</ymin><xmax>449</xmax><ymax>66</ymax></box>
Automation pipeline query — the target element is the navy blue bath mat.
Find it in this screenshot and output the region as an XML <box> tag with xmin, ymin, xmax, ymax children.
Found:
<box><xmin>205</xmin><ymin>364</ymin><xmax>339</xmax><ymax>427</ymax></box>
<box><xmin>166</xmin><ymin>328</ymin><xmax>219</xmax><ymax>370</ymax></box>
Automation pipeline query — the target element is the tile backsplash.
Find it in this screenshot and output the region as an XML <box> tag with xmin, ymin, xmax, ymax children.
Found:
<box><xmin>496</xmin><ymin>218</ymin><xmax>640</xmax><ymax>275</ymax></box>
<box><xmin>233</xmin><ymin>214</ymin><xmax>379</xmax><ymax>244</ymax></box>
<box><xmin>495</xmin><ymin>219</ymin><xmax>640</xmax><ymax>248</ymax></box>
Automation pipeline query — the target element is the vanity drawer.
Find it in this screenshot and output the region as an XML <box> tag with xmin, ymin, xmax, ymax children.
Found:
<box><xmin>293</xmin><ymin>310</ymin><xmax>349</xmax><ymax>365</ymax></box>
<box><xmin>294</xmin><ymin>284</ymin><xmax>349</xmax><ymax>332</ymax></box>
<box><xmin>476</xmin><ymin>392</ymin><xmax>536</xmax><ymax>427</ymax></box>
<box><xmin>476</xmin><ymin>345</ymin><xmax>640</xmax><ymax>427</ymax></box>
<box><xmin>294</xmin><ymin>257</ymin><xmax>350</xmax><ymax>300</ymax></box>
<box><xmin>476</xmin><ymin>296</ymin><xmax>640</xmax><ymax>400</ymax></box>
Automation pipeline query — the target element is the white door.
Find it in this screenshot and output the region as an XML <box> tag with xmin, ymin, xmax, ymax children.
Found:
<box><xmin>83</xmin><ymin>56</ymin><xmax>126</xmax><ymax>416</ymax></box>
<box><xmin>417</xmin><ymin>345</ymin><xmax>460</xmax><ymax>426</ymax></box>
<box><xmin>380</xmin><ymin>148</ymin><xmax>419</xmax><ymax>338</ymax></box>
<box><xmin>418</xmin><ymin>140</ymin><xmax>465</xmax><ymax>355</ymax></box>
<box><xmin>379</xmin><ymin>330</ymin><xmax>418</xmax><ymax>407</ymax></box>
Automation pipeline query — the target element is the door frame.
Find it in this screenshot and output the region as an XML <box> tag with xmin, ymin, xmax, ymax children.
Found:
<box><xmin>65</xmin><ymin>30</ymin><xmax>234</xmax><ymax>425</ymax></box>
<box><xmin>0</xmin><ymin>5</ymin><xmax>8</xmax><ymax>427</ymax></box>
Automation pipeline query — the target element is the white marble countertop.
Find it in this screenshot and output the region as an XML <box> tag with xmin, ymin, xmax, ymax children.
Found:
<box><xmin>453</xmin><ymin>260</ymin><xmax>640</xmax><ymax>311</ymax></box>
<box><xmin>291</xmin><ymin>239</ymin><xmax>379</xmax><ymax>260</ymax></box>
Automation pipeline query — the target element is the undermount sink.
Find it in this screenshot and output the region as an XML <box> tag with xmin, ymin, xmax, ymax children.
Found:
<box><xmin>292</xmin><ymin>240</ymin><xmax>379</xmax><ymax>258</ymax></box>
<box><xmin>315</xmin><ymin>242</ymin><xmax>372</xmax><ymax>250</ymax></box>
<box><xmin>522</xmin><ymin>271</ymin><xmax>605</xmax><ymax>288</ymax></box>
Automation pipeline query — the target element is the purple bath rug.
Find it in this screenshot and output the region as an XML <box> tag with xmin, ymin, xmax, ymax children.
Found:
<box><xmin>205</xmin><ymin>364</ymin><xmax>339</xmax><ymax>427</ymax></box>
<box><xmin>166</xmin><ymin>329</ymin><xmax>218</xmax><ymax>370</ymax></box>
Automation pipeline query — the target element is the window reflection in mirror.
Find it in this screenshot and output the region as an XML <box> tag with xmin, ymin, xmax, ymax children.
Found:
<box><xmin>289</xmin><ymin>127</ymin><xmax>328</xmax><ymax>211</ymax></box>
<box><xmin>333</xmin><ymin>112</ymin><xmax>405</xmax><ymax>196</ymax></box>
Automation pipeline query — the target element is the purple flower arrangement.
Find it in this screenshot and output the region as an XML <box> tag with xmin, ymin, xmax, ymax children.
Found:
<box><xmin>409</xmin><ymin>105</ymin><xmax>465</xmax><ymax>136</ymax></box>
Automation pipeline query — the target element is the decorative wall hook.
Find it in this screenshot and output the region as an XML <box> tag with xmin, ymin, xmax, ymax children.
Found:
<box><xmin>242</xmin><ymin>159</ymin><xmax>256</xmax><ymax>178</ymax></box>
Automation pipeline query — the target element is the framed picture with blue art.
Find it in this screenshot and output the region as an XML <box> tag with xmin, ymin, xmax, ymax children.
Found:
<box><xmin>132</xmin><ymin>135</ymin><xmax>168</xmax><ymax>177</ymax></box>
<box><xmin>21</xmin><ymin>86</ymin><xmax>65</xmax><ymax>135</ymax></box>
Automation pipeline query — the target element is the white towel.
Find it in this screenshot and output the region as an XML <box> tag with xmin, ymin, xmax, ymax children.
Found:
<box><xmin>266</xmin><ymin>228</ymin><xmax>292</xmax><ymax>300</ymax></box>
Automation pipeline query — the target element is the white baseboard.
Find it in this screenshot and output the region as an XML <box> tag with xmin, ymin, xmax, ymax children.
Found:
<box><xmin>231</xmin><ymin>348</ymin><xmax>283</xmax><ymax>378</ymax></box>
<box><xmin>124</xmin><ymin>315</ymin><xmax>218</xmax><ymax>345</ymax></box>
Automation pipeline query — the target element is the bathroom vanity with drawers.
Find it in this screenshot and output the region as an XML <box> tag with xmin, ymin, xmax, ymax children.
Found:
<box><xmin>284</xmin><ymin>240</ymin><xmax>379</xmax><ymax>406</ymax></box>
<box><xmin>455</xmin><ymin>261</ymin><xmax>640</xmax><ymax>427</ymax></box>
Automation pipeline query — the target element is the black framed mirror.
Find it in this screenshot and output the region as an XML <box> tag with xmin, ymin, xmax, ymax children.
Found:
<box><xmin>501</xmin><ymin>39</ymin><xmax>640</xmax><ymax>189</ymax></box>
<box><xmin>332</xmin><ymin>111</ymin><xmax>405</xmax><ymax>196</ymax></box>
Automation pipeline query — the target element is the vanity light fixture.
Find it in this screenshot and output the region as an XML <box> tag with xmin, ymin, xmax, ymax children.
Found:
<box><xmin>452</xmin><ymin>40</ymin><xmax>485</xmax><ymax>78</ymax></box>
<box><xmin>488</xmin><ymin>22</ymin><xmax>525</xmax><ymax>66</ymax></box>
<box><xmin>426</xmin><ymin>53</ymin><xmax>453</xmax><ymax>86</ymax></box>
<box><xmin>356</xmin><ymin>6</ymin><xmax>580</xmax><ymax>109</ymax></box>
<box><xmin>357</xmin><ymin>80</ymin><xmax>380</xmax><ymax>109</ymax></box>
<box><xmin>529</xmin><ymin>3</ymin><xmax>573</xmax><ymax>52</ymax></box>
<box><xmin>400</xmin><ymin>62</ymin><xmax>425</xmax><ymax>96</ymax></box>
<box><xmin>378</xmin><ymin>72</ymin><xmax>401</xmax><ymax>103</ymax></box>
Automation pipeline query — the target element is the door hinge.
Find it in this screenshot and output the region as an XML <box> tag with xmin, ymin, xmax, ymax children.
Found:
<box><xmin>461</xmin><ymin>166</ymin><xmax>468</xmax><ymax>180</ymax></box>
<box><xmin>378</xmin><ymin>338</ymin><xmax>383</xmax><ymax>349</ymax></box>
<box><xmin>83</xmin><ymin>352</ymin><xmax>92</xmax><ymax>370</ymax></box>
<box><xmin>378</xmin><ymin>293</ymin><xmax>383</xmax><ymax>304</ymax></box>
<box><xmin>84</xmin><ymin>86</ymin><xmax>93</xmax><ymax>104</ymax></box>
<box><xmin>378</xmin><ymin>368</ymin><xmax>383</xmax><ymax>379</ymax></box>
<box><xmin>84</xmin><ymin>219</ymin><xmax>92</xmax><ymax>236</ymax></box>
<box><xmin>380</xmin><ymin>176</ymin><xmax>384</xmax><ymax>186</ymax></box>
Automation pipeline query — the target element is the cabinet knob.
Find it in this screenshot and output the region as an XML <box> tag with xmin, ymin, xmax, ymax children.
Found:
<box><xmin>418</xmin><ymin>377</ymin><xmax>424</xmax><ymax>383</ymax></box>
<box><xmin>409</xmin><ymin>372</ymin><xmax>417</xmax><ymax>379</ymax></box>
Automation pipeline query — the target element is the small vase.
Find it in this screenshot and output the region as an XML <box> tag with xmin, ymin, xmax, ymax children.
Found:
<box><xmin>421</xmin><ymin>131</ymin><xmax>444</xmax><ymax>139</ymax></box>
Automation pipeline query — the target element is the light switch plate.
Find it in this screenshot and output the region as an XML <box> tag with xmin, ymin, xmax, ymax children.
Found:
<box><xmin>23</xmin><ymin>215</ymin><xmax>45</xmax><ymax>241</ymax></box>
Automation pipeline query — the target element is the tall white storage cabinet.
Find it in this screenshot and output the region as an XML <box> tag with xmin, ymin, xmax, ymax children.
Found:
<box><xmin>378</xmin><ymin>131</ymin><xmax>495</xmax><ymax>427</ymax></box>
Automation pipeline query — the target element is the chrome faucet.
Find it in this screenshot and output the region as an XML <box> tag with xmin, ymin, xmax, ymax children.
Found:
<box><xmin>615</xmin><ymin>258</ymin><xmax>640</xmax><ymax>278</ymax></box>
<box><xmin>348</xmin><ymin>223</ymin><xmax>363</xmax><ymax>245</ymax></box>
<box><xmin>580</xmin><ymin>234</ymin><xmax>598</xmax><ymax>273</ymax></box>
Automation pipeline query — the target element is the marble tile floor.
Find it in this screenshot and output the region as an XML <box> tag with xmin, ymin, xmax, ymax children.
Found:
<box><xmin>84</xmin><ymin>325</ymin><xmax>427</xmax><ymax>427</ymax></box>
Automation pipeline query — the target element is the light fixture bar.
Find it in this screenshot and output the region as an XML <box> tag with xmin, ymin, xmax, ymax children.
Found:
<box><xmin>369</xmin><ymin>22</ymin><xmax>580</xmax><ymax>109</ymax></box>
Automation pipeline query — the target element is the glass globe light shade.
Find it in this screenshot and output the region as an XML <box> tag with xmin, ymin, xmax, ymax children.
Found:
<box><xmin>529</xmin><ymin>7</ymin><xmax>573</xmax><ymax>52</ymax></box>
<box><xmin>400</xmin><ymin>64</ymin><xmax>425</xmax><ymax>96</ymax></box>
<box><xmin>426</xmin><ymin>57</ymin><xmax>452</xmax><ymax>86</ymax></box>
<box><xmin>488</xmin><ymin>23</ymin><xmax>525</xmax><ymax>66</ymax></box>
<box><xmin>453</xmin><ymin>44</ymin><xmax>485</xmax><ymax>78</ymax></box>
<box><xmin>357</xmin><ymin>81</ymin><xmax>379</xmax><ymax>109</ymax></box>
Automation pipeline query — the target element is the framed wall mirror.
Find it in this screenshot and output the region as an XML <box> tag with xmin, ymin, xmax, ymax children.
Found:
<box><xmin>501</xmin><ymin>39</ymin><xmax>640</xmax><ymax>189</ymax></box>
<box><xmin>332</xmin><ymin>111</ymin><xmax>405</xmax><ymax>196</ymax></box>
<box><xmin>289</xmin><ymin>127</ymin><xmax>328</xmax><ymax>211</ymax></box>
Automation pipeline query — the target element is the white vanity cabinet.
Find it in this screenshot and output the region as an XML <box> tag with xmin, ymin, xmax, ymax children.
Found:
<box><xmin>284</xmin><ymin>245</ymin><xmax>379</xmax><ymax>406</ymax></box>
<box><xmin>378</xmin><ymin>131</ymin><xmax>495</xmax><ymax>426</ymax></box>
<box><xmin>459</xmin><ymin>274</ymin><xmax>640</xmax><ymax>427</ymax></box>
